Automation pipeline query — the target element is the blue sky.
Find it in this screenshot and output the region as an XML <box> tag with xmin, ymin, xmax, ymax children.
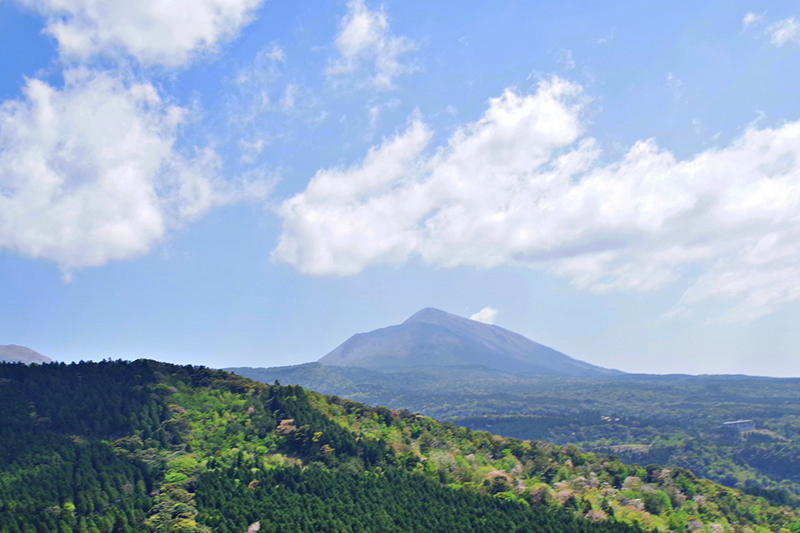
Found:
<box><xmin>2</xmin><ymin>0</ymin><xmax>800</xmax><ymax>376</ymax></box>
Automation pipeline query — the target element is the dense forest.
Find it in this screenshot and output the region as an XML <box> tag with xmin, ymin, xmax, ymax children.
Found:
<box><xmin>231</xmin><ymin>364</ymin><xmax>800</xmax><ymax>495</ymax></box>
<box><xmin>2</xmin><ymin>360</ymin><xmax>800</xmax><ymax>533</ymax></box>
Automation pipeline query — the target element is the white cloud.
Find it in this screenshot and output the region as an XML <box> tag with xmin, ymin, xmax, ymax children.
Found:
<box><xmin>230</xmin><ymin>47</ymin><xmax>317</xmax><ymax>124</ymax></box>
<box><xmin>666</xmin><ymin>72</ymin><xmax>683</xmax><ymax>100</ymax></box>
<box><xmin>280</xmin><ymin>84</ymin><xmax>298</xmax><ymax>112</ymax></box>
<box><xmin>767</xmin><ymin>17</ymin><xmax>800</xmax><ymax>46</ymax></box>
<box><xmin>273</xmin><ymin>116</ymin><xmax>432</xmax><ymax>275</ymax></box>
<box><xmin>263</xmin><ymin>43</ymin><xmax>286</xmax><ymax>62</ymax></box>
<box><xmin>16</xmin><ymin>0</ymin><xmax>264</xmax><ymax>66</ymax></box>
<box><xmin>368</xmin><ymin>106</ymin><xmax>381</xmax><ymax>127</ymax></box>
<box><xmin>274</xmin><ymin>78</ymin><xmax>583</xmax><ymax>274</ymax></box>
<box><xmin>743</xmin><ymin>12</ymin><xmax>800</xmax><ymax>47</ymax></box>
<box><xmin>0</xmin><ymin>70</ymin><xmax>267</xmax><ymax>272</ymax></box>
<box><xmin>367</xmin><ymin>98</ymin><xmax>400</xmax><ymax>127</ymax></box>
<box><xmin>742</xmin><ymin>12</ymin><xmax>763</xmax><ymax>29</ymax></box>
<box><xmin>597</xmin><ymin>29</ymin><xmax>615</xmax><ymax>45</ymax></box>
<box><xmin>229</xmin><ymin>46</ymin><xmax>288</xmax><ymax>122</ymax></box>
<box><xmin>326</xmin><ymin>0</ymin><xmax>416</xmax><ymax>89</ymax></box>
<box><xmin>235</xmin><ymin>45</ymin><xmax>285</xmax><ymax>88</ymax></box>
<box><xmin>469</xmin><ymin>307</ymin><xmax>498</xmax><ymax>325</ymax></box>
<box><xmin>274</xmin><ymin>76</ymin><xmax>800</xmax><ymax>323</ymax></box>
<box><xmin>558</xmin><ymin>49</ymin><xmax>576</xmax><ymax>70</ymax></box>
<box><xmin>239</xmin><ymin>138</ymin><xmax>270</xmax><ymax>163</ymax></box>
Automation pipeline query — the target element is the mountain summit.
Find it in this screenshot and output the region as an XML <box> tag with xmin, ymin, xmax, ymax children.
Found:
<box><xmin>0</xmin><ymin>345</ymin><xmax>52</xmax><ymax>364</ymax></box>
<box><xmin>318</xmin><ymin>308</ymin><xmax>620</xmax><ymax>377</ymax></box>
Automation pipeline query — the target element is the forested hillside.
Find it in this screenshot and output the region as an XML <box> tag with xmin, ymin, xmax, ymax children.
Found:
<box><xmin>232</xmin><ymin>365</ymin><xmax>800</xmax><ymax>495</ymax></box>
<box><xmin>1</xmin><ymin>360</ymin><xmax>799</xmax><ymax>533</ymax></box>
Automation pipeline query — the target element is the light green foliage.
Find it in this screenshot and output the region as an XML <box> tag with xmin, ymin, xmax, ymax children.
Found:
<box><xmin>310</xmin><ymin>395</ymin><xmax>800</xmax><ymax>533</ymax></box>
<box><xmin>236</xmin><ymin>365</ymin><xmax>800</xmax><ymax>496</ymax></box>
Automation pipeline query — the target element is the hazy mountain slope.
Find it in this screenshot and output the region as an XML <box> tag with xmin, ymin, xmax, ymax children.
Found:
<box><xmin>0</xmin><ymin>344</ymin><xmax>52</xmax><ymax>364</ymax></box>
<box><xmin>319</xmin><ymin>308</ymin><xmax>620</xmax><ymax>376</ymax></box>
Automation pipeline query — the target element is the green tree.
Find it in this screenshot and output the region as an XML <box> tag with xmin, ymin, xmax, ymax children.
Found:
<box><xmin>643</xmin><ymin>490</ymin><xmax>671</xmax><ymax>515</ymax></box>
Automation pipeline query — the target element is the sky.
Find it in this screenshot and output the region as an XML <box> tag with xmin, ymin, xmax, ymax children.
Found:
<box><xmin>2</xmin><ymin>0</ymin><xmax>800</xmax><ymax>376</ymax></box>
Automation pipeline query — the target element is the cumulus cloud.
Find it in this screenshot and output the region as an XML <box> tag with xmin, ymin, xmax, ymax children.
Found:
<box><xmin>273</xmin><ymin>76</ymin><xmax>800</xmax><ymax>322</ymax></box>
<box><xmin>469</xmin><ymin>307</ymin><xmax>498</xmax><ymax>325</ymax></box>
<box><xmin>273</xmin><ymin>116</ymin><xmax>432</xmax><ymax>274</ymax></box>
<box><xmin>326</xmin><ymin>0</ymin><xmax>416</xmax><ymax>89</ymax></box>
<box><xmin>0</xmin><ymin>70</ymin><xmax>267</xmax><ymax>272</ymax></box>
<box><xmin>766</xmin><ymin>17</ymin><xmax>800</xmax><ymax>47</ymax></box>
<box><xmin>16</xmin><ymin>0</ymin><xmax>264</xmax><ymax>66</ymax></box>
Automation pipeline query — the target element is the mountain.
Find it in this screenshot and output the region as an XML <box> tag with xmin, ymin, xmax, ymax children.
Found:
<box><xmin>0</xmin><ymin>344</ymin><xmax>51</xmax><ymax>364</ymax></box>
<box><xmin>2</xmin><ymin>359</ymin><xmax>798</xmax><ymax>533</ymax></box>
<box><xmin>318</xmin><ymin>307</ymin><xmax>620</xmax><ymax>377</ymax></box>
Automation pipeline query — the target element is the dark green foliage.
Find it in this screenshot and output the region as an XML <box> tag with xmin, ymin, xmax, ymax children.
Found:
<box><xmin>267</xmin><ymin>384</ymin><xmax>362</xmax><ymax>462</ymax></box>
<box><xmin>195</xmin><ymin>465</ymin><xmax>646</xmax><ymax>533</ymax></box>
<box><xmin>740</xmin><ymin>487</ymin><xmax>800</xmax><ymax>508</ymax></box>
<box><xmin>0</xmin><ymin>359</ymin><xmax>165</xmax><ymax>437</ymax></box>
<box><xmin>453</xmin><ymin>414</ymin><xmax>597</xmax><ymax>441</ymax></box>
<box><xmin>490</xmin><ymin>475</ymin><xmax>513</xmax><ymax>495</ymax></box>
<box><xmin>738</xmin><ymin>444</ymin><xmax>800</xmax><ymax>485</ymax></box>
<box><xmin>641</xmin><ymin>491</ymin><xmax>671</xmax><ymax>515</ymax></box>
<box><xmin>0</xmin><ymin>360</ymin><xmax>167</xmax><ymax>532</ymax></box>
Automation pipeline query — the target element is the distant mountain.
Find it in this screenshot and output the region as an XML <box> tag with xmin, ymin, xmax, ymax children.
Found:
<box><xmin>318</xmin><ymin>307</ymin><xmax>620</xmax><ymax>377</ymax></box>
<box><xmin>0</xmin><ymin>345</ymin><xmax>52</xmax><ymax>364</ymax></box>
